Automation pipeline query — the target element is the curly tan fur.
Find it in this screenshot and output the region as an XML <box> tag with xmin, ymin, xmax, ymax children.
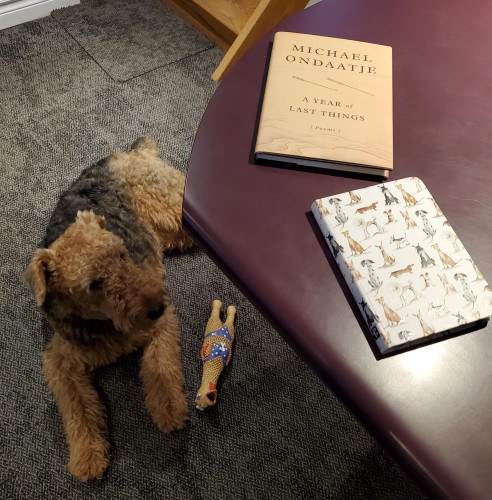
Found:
<box><xmin>25</xmin><ymin>138</ymin><xmax>192</xmax><ymax>481</ymax></box>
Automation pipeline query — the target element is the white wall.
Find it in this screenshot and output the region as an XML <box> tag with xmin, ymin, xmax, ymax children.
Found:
<box><xmin>0</xmin><ymin>0</ymin><xmax>79</xmax><ymax>30</ymax></box>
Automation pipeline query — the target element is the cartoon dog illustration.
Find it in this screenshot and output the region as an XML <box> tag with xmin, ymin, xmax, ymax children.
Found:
<box><xmin>390</xmin><ymin>264</ymin><xmax>414</xmax><ymax>278</ymax></box>
<box><xmin>345</xmin><ymin>260</ymin><xmax>362</xmax><ymax>282</ymax></box>
<box><xmin>383</xmin><ymin>210</ymin><xmax>396</xmax><ymax>223</ymax></box>
<box><xmin>438</xmin><ymin>273</ymin><xmax>456</xmax><ymax>294</ymax></box>
<box><xmin>361</xmin><ymin>259</ymin><xmax>383</xmax><ymax>292</ymax></box>
<box><xmin>443</xmin><ymin>229</ymin><xmax>462</xmax><ymax>253</ymax></box>
<box><xmin>428</xmin><ymin>300</ymin><xmax>450</xmax><ymax>318</ymax></box>
<box><xmin>412</xmin><ymin>177</ymin><xmax>425</xmax><ymax>192</ymax></box>
<box><xmin>329</xmin><ymin>198</ymin><xmax>348</xmax><ymax>227</ymax></box>
<box><xmin>454</xmin><ymin>273</ymin><xmax>477</xmax><ymax>307</ymax></box>
<box><xmin>414</xmin><ymin>244</ymin><xmax>436</xmax><ymax>268</ymax></box>
<box><xmin>401</xmin><ymin>209</ymin><xmax>417</xmax><ymax>229</ymax></box>
<box><xmin>432</xmin><ymin>243</ymin><xmax>460</xmax><ymax>269</ymax></box>
<box><xmin>396</xmin><ymin>184</ymin><xmax>418</xmax><ymax>206</ymax></box>
<box><xmin>398</xmin><ymin>330</ymin><xmax>412</xmax><ymax>341</ymax></box>
<box><xmin>376</xmin><ymin>296</ymin><xmax>401</xmax><ymax>327</ymax></box>
<box><xmin>421</xmin><ymin>272</ymin><xmax>433</xmax><ymax>288</ymax></box>
<box><xmin>348</xmin><ymin>191</ymin><xmax>361</xmax><ymax>204</ymax></box>
<box><xmin>467</xmin><ymin>258</ymin><xmax>484</xmax><ymax>281</ymax></box>
<box><xmin>376</xmin><ymin>242</ymin><xmax>395</xmax><ymax>266</ymax></box>
<box><xmin>390</xmin><ymin>234</ymin><xmax>410</xmax><ymax>249</ymax></box>
<box><xmin>314</xmin><ymin>199</ymin><xmax>329</xmax><ymax>217</ymax></box>
<box><xmin>381</xmin><ymin>331</ymin><xmax>392</xmax><ymax>347</ymax></box>
<box><xmin>452</xmin><ymin>312</ymin><xmax>466</xmax><ymax>325</ymax></box>
<box><xmin>391</xmin><ymin>281</ymin><xmax>421</xmax><ymax>307</ymax></box>
<box><xmin>341</xmin><ymin>230</ymin><xmax>367</xmax><ymax>256</ymax></box>
<box><xmin>412</xmin><ymin>310</ymin><xmax>435</xmax><ymax>336</ymax></box>
<box><xmin>359</xmin><ymin>299</ymin><xmax>380</xmax><ymax>327</ymax></box>
<box><xmin>356</xmin><ymin>216</ymin><xmax>385</xmax><ymax>240</ymax></box>
<box><xmin>355</xmin><ymin>202</ymin><xmax>378</xmax><ymax>214</ymax></box>
<box><xmin>379</xmin><ymin>184</ymin><xmax>399</xmax><ymax>205</ymax></box>
<box><xmin>428</xmin><ymin>197</ymin><xmax>444</xmax><ymax>217</ymax></box>
<box><xmin>415</xmin><ymin>210</ymin><xmax>436</xmax><ymax>240</ymax></box>
<box><xmin>326</xmin><ymin>233</ymin><xmax>344</xmax><ymax>258</ymax></box>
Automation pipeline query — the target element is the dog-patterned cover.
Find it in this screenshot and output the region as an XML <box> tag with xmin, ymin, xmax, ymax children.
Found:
<box><xmin>312</xmin><ymin>177</ymin><xmax>492</xmax><ymax>354</ymax></box>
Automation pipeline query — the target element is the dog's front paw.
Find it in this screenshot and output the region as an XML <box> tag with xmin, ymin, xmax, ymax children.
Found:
<box><xmin>148</xmin><ymin>391</ymin><xmax>188</xmax><ymax>433</ymax></box>
<box><xmin>155</xmin><ymin>415</ymin><xmax>187</xmax><ymax>433</ymax></box>
<box><xmin>68</xmin><ymin>442</ymin><xmax>110</xmax><ymax>481</ymax></box>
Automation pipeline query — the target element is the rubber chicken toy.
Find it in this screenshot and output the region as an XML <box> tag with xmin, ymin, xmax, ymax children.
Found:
<box><xmin>195</xmin><ymin>300</ymin><xmax>236</xmax><ymax>410</ymax></box>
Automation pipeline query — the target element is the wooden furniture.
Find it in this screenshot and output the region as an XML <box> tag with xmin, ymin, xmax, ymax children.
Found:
<box><xmin>161</xmin><ymin>0</ymin><xmax>308</xmax><ymax>80</ymax></box>
<box><xmin>183</xmin><ymin>0</ymin><xmax>492</xmax><ymax>498</ymax></box>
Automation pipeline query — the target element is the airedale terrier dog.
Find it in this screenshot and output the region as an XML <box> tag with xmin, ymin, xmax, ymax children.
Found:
<box><xmin>25</xmin><ymin>137</ymin><xmax>193</xmax><ymax>481</ymax></box>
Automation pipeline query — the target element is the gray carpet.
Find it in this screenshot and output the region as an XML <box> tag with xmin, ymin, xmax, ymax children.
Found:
<box><xmin>0</xmin><ymin>1</ymin><xmax>428</xmax><ymax>498</ymax></box>
<box><xmin>52</xmin><ymin>0</ymin><xmax>214</xmax><ymax>81</ymax></box>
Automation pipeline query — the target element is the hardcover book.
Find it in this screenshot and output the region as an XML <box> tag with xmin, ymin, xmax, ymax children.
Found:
<box><xmin>311</xmin><ymin>177</ymin><xmax>492</xmax><ymax>354</ymax></box>
<box><xmin>255</xmin><ymin>31</ymin><xmax>393</xmax><ymax>178</ymax></box>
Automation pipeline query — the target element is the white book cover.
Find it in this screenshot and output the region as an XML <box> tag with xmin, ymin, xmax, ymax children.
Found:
<box><xmin>311</xmin><ymin>177</ymin><xmax>492</xmax><ymax>353</ymax></box>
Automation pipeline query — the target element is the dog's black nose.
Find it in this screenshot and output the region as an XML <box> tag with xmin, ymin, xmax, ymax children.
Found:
<box><xmin>147</xmin><ymin>303</ymin><xmax>165</xmax><ymax>320</ymax></box>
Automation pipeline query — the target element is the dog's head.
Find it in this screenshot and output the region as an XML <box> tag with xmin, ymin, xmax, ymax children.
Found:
<box><xmin>25</xmin><ymin>210</ymin><xmax>167</xmax><ymax>343</ymax></box>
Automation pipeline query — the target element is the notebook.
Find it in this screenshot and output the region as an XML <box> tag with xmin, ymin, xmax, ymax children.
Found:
<box><xmin>311</xmin><ymin>177</ymin><xmax>492</xmax><ymax>353</ymax></box>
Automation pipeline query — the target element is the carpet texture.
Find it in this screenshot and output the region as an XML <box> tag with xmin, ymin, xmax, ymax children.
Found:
<box><xmin>52</xmin><ymin>0</ymin><xmax>214</xmax><ymax>81</ymax></box>
<box><xmin>0</xmin><ymin>1</ymin><xmax>427</xmax><ymax>498</ymax></box>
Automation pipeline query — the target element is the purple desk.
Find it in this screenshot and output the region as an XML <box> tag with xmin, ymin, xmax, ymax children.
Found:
<box><xmin>183</xmin><ymin>0</ymin><xmax>492</xmax><ymax>498</ymax></box>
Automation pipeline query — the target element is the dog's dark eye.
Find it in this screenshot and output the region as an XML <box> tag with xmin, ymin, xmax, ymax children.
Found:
<box><xmin>89</xmin><ymin>280</ymin><xmax>103</xmax><ymax>290</ymax></box>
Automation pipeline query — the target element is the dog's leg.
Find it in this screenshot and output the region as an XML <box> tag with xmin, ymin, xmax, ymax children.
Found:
<box><xmin>43</xmin><ymin>333</ymin><xmax>109</xmax><ymax>481</ymax></box>
<box><xmin>157</xmin><ymin>197</ymin><xmax>194</xmax><ymax>253</ymax></box>
<box><xmin>160</xmin><ymin>226</ymin><xmax>194</xmax><ymax>253</ymax></box>
<box><xmin>140</xmin><ymin>304</ymin><xmax>188</xmax><ymax>432</ymax></box>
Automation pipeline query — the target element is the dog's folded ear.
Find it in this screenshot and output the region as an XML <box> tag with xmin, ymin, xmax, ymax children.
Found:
<box><xmin>130</xmin><ymin>137</ymin><xmax>159</xmax><ymax>157</ymax></box>
<box><xmin>24</xmin><ymin>248</ymin><xmax>55</xmax><ymax>307</ymax></box>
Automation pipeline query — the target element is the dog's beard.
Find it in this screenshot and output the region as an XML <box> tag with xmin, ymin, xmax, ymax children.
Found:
<box><xmin>51</xmin><ymin>314</ymin><xmax>120</xmax><ymax>345</ymax></box>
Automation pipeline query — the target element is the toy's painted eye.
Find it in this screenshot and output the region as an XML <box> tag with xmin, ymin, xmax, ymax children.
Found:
<box><xmin>89</xmin><ymin>280</ymin><xmax>103</xmax><ymax>290</ymax></box>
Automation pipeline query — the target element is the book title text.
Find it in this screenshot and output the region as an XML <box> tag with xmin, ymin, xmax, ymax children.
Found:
<box><xmin>286</xmin><ymin>44</ymin><xmax>377</xmax><ymax>74</ymax></box>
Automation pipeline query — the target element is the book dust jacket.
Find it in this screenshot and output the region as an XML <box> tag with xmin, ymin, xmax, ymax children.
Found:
<box><xmin>255</xmin><ymin>32</ymin><xmax>393</xmax><ymax>174</ymax></box>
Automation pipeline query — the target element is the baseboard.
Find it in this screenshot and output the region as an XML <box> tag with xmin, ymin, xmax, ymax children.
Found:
<box><xmin>0</xmin><ymin>0</ymin><xmax>79</xmax><ymax>30</ymax></box>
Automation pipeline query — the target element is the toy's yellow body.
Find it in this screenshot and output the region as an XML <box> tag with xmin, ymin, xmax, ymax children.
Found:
<box><xmin>195</xmin><ymin>300</ymin><xmax>236</xmax><ymax>410</ymax></box>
